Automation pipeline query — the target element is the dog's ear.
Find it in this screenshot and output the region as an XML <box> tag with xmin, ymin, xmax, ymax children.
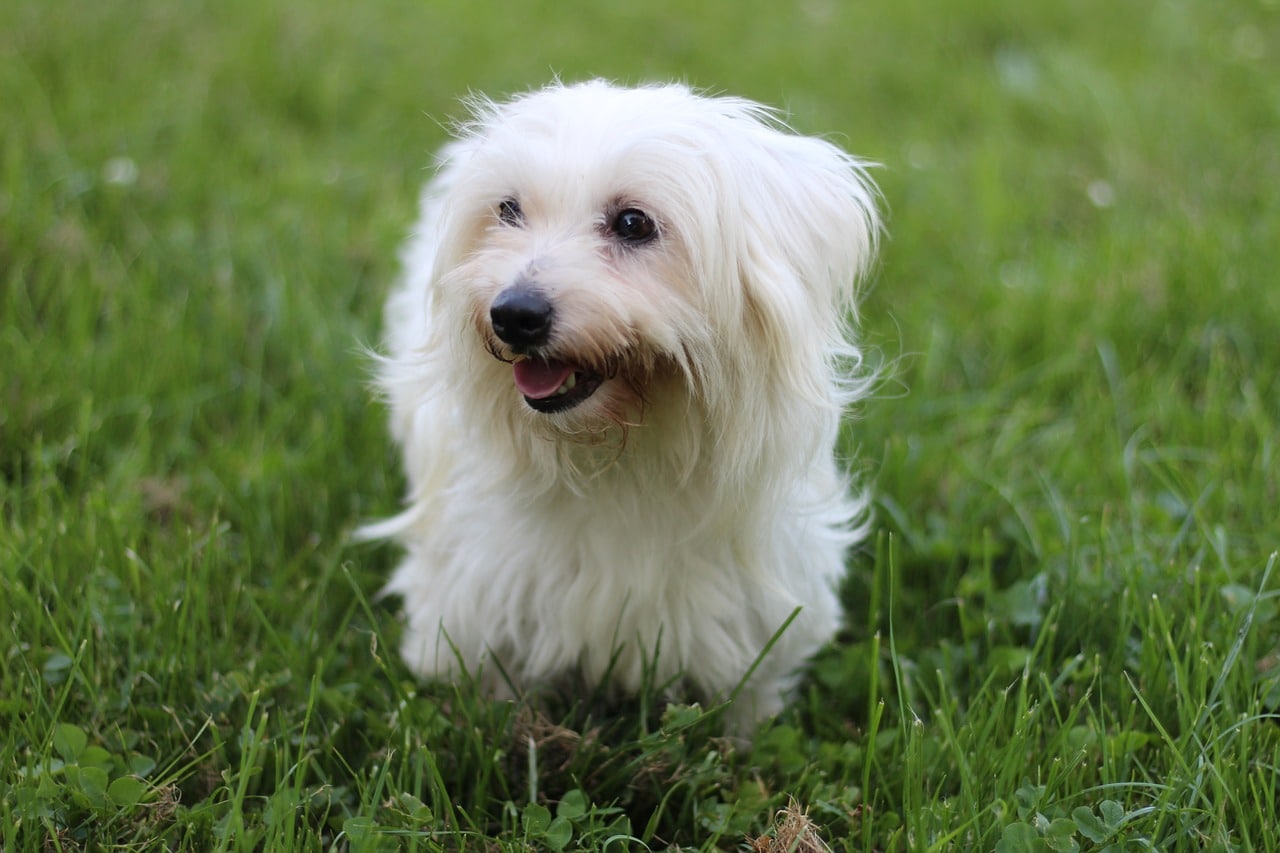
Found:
<box><xmin>676</xmin><ymin>115</ymin><xmax>880</xmax><ymax>481</ymax></box>
<box><xmin>730</xmin><ymin>123</ymin><xmax>881</xmax><ymax>410</ymax></box>
<box><xmin>401</xmin><ymin>138</ymin><xmax>483</xmax><ymax>284</ymax></box>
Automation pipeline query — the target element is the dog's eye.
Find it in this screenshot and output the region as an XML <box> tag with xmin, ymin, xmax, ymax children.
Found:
<box><xmin>497</xmin><ymin>198</ymin><xmax>524</xmax><ymax>226</ymax></box>
<box><xmin>610</xmin><ymin>208</ymin><xmax>657</xmax><ymax>244</ymax></box>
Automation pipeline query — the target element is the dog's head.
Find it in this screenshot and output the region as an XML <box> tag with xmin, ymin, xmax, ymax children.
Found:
<box><xmin>421</xmin><ymin>80</ymin><xmax>880</xmax><ymax>451</ymax></box>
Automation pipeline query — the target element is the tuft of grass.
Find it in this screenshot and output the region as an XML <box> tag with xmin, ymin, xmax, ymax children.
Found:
<box><xmin>2</xmin><ymin>0</ymin><xmax>1278</xmax><ymax>849</ymax></box>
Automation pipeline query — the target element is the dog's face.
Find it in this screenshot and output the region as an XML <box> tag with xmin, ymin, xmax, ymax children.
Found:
<box><xmin>443</xmin><ymin>153</ymin><xmax>694</xmax><ymax>432</ymax></box>
<box><xmin>424</xmin><ymin>82</ymin><xmax>878</xmax><ymax>444</ymax></box>
<box><xmin>473</xmin><ymin>195</ymin><xmax>681</xmax><ymax>417</ymax></box>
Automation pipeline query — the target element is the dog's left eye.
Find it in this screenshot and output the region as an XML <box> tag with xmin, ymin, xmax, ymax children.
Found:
<box><xmin>497</xmin><ymin>198</ymin><xmax>524</xmax><ymax>226</ymax></box>
<box><xmin>610</xmin><ymin>208</ymin><xmax>657</xmax><ymax>244</ymax></box>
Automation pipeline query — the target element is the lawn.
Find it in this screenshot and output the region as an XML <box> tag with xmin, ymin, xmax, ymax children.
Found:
<box><xmin>2</xmin><ymin>0</ymin><xmax>1278</xmax><ymax>849</ymax></box>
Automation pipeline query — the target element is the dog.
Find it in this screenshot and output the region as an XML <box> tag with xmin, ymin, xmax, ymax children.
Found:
<box><xmin>363</xmin><ymin>80</ymin><xmax>880</xmax><ymax>731</ymax></box>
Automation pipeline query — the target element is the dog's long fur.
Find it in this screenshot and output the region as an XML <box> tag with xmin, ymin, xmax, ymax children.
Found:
<box><xmin>364</xmin><ymin>80</ymin><xmax>880</xmax><ymax>730</ymax></box>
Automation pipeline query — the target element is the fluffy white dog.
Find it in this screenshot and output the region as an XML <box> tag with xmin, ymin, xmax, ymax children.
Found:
<box><xmin>365</xmin><ymin>80</ymin><xmax>880</xmax><ymax>731</ymax></box>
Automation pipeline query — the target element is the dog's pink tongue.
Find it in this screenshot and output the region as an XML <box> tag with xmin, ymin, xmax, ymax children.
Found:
<box><xmin>512</xmin><ymin>359</ymin><xmax>575</xmax><ymax>399</ymax></box>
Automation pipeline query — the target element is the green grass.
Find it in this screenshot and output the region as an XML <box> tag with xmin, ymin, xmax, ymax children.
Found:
<box><xmin>2</xmin><ymin>0</ymin><xmax>1278</xmax><ymax>849</ymax></box>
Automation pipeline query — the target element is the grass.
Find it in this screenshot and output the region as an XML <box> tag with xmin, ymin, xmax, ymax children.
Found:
<box><xmin>2</xmin><ymin>0</ymin><xmax>1278</xmax><ymax>848</ymax></box>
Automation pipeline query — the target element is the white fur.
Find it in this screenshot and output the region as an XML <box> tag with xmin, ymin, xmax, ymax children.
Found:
<box><xmin>363</xmin><ymin>80</ymin><xmax>880</xmax><ymax>731</ymax></box>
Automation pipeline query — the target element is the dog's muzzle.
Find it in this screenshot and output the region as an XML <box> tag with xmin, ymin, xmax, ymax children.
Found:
<box><xmin>489</xmin><ymin>285</ymin><xmax>604</xmax><ymax>414</ymax></box>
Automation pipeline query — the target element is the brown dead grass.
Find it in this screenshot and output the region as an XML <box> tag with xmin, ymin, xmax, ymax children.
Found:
<box><xmin>749</xmin><ymin>797</ymin><xmax>833</xmax><ymax>853</ymax></box>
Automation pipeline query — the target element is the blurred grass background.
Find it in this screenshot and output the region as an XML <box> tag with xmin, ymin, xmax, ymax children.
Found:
<box><xmin>2</xmin><ymin>0</ymin><xmax>1278</xmax><ymax>849</ymax></box>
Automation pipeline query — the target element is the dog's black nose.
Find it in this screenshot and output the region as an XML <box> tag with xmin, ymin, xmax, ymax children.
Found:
<box><xmin>490</xmin><ymin>286</ymin><xmax>554</xmax><ymax>349</ymax></box>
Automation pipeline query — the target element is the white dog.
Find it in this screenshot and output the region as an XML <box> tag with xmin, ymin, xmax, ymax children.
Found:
<box><xmin>364</xmin><ymin>80</ymin><xmax>880</xmax><ymax>731</ymax></box>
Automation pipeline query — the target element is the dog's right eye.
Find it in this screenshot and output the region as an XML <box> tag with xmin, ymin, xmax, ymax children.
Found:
<box><xmin>497</xmin><ymin>198</ymin><xmax>524</xmax><ymax>226</ymax></box>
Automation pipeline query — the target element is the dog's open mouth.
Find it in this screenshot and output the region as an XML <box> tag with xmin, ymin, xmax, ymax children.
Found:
<box><xmin>512</xmin><ymin>357</ymin><xmax>603</xmax><ymax>413</ymax></box>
